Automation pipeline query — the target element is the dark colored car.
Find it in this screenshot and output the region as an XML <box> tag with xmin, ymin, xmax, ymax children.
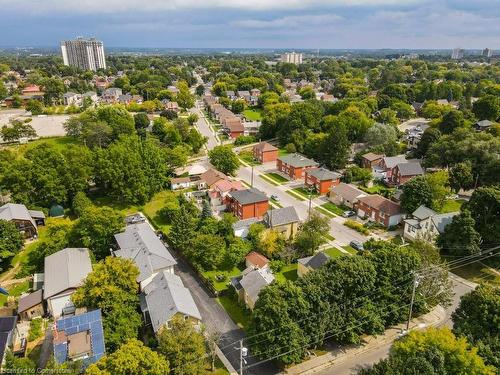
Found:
<box><xmin>350</xmin><ymin>240</ymin><xmax>364</xmax><ymax>251</ymax></box>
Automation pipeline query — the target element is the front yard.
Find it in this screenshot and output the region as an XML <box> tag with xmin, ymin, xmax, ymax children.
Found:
<box><xmin>290</xmin><ymin>187</ymin><xmax>318</xmax><ymax>199</ymax></box>
<box><xmin>320</xmin><ymin>202</ymin><xmax>350</xmax><ymax>216</ymax></box>
<box><xmin>238</xmin><ymin>150</ymin><xmax>260</xmax><ymax>166</ymax></box>
<box><xmin>263</xmin><ymin>172</ymin><xmax>289</xmax><ymax>185</ymax></box>
<box><xmin>216</xmin><ymin>295</ymin><xmax>252</xmax><ymax>331</ymax></box>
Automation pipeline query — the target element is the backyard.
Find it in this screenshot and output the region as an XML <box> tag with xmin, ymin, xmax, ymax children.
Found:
<box><xmin>274</xmin><ymin>263</ymin><xmax>298</xmax><ymax>283</ymax></box>
<box><xmin>242</xmin><ymin>108</ymin><xmax>262</xmax><ymax>121</ymax></box>
<box><xmin>216</xmin><ymin>295</ymin><xmax>252</xmax><ymax>331</ymax></box>
<box><xmin>440</xmin><ymin>199</ymin><xmax>465</xmax><ymax>213</ymax></box>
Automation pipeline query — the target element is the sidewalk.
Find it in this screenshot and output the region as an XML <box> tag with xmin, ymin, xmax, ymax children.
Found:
<box><xmin>284</xmin><ymin>305</ymin><xmax>446</xmax><ymax>375</ymax></box>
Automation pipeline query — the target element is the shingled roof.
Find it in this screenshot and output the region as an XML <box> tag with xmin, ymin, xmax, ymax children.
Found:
<box><xmin>306</xmin><ymin>167</ymin><xmax>341</xmax><ymax>181</ymax></box>
<box><xmin>278</xmin><ymin>153</ymin><xmax>318</xmax><ymax>168</ymax></box>
<box><xmin>228</xmin><ymin>188</ymin><xmax>268</xmax><ymax>205</ymax></box>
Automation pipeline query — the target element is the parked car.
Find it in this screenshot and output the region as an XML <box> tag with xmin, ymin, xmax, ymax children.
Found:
<box><xmin>271</xmin><ymin>194</ymin><xmax>280</xmax><ymax>201</ymax></box>
<box><xmin>342</xmin><ymin>210</ymin><xmax>356</xmax><ymax>218</ymax></box>
<box><xmin>350</xmin><ymin>240</ymin><xmax>364</xmax><ymax>251</ymax></box>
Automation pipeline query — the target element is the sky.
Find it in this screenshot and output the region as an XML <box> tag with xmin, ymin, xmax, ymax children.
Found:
<box><xmin>1</xmin><ymin>0</ymin><xmax>499</xmax><ymax>49</ymax></box>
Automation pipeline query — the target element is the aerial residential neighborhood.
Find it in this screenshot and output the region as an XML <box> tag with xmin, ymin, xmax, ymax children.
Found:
<box><xmin>0</xmin><ymin>1</ymin><xmax>498</xmax><ymax>374</ymax></box>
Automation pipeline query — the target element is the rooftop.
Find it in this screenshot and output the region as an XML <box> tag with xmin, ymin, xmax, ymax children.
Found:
<box><xmin>396</xmin><ymin>162</ymin><xmax>424</xmax><ymax>176</ymax></box>
<box><xmin>306</xmin><ymin>167</ymin><xmax>341</xmax><ymax>181</ymax></box>
<box><xmin>278</xmin><ymin>153</ymin><xmax>318</xmax><ymax>168</ymax></box>
<box><xmin>298</xmin><ymin>252</ymin><xmax>331</xmax><ymax>270</ymax></box>
<box><xmin>238</xmin><ymin>267</ymin><xmax>274</xmax><ymax>302</ymax></box>
<box><xmin>358</xmin><ymin>195</ymin><xmax>402</xmax><ymax>216</ymax></box>
<box><xmin>245</xmin><ymin>251</ymin><xmax>270</xmax><ymax>269</ymax></box>
<box><xmin>263</xmin><ymin>206</ymin><xmax>300</xmax><ymax>227</ymax></box>
<box><xmin>253</xmin><ymin>142</ymin><xmax>278</xmax><ymax>153</ymax></box>
<box><xmin>229</xmin><ymin>188</ymin><xmax>268</xmax><ymax>205</ymax></box>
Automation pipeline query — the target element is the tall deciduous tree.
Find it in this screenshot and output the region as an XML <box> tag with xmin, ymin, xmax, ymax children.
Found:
<box><xmin>208</xmin><ymin>145</ymin><xmax>239</xmax><ymax>175</ymax></box>
<box><xmin>465</xmin><ymin>187</ymin><xmax>500</xmax><ymax>247</ymax></box>
<box><xmin>0</xmin><ymin>219</ymin><xmax>24</xmax><ymax>261</ymax></box>
<box><xmin>437</xmin><ymin>210</ymin><xmax>481</xmax><ymax>256</ymax></box>
<box><xmin>294</xmin><ymin>213</ymin><xmax>330</xmax><ymax>257</ymax></box>
<box><xmin>401</xmin><ymin>176</ymin><xmax>433</xmax><ymax>213</ymax></box>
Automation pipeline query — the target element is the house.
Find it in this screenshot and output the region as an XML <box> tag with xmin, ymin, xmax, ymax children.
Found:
<box><xmin>225</xmin><ymin>90</ymin><xmax>237</xmax><ymax>100</ymax></box>
<box><xmin>114</xmin><ymin>222</ymin><xmax>177</xmax><ymax>290</ymax></box>
<box><xmin>403</xmin><ymin>205</ymin><xmax>459</xmax><ymax>242</ymax></box>
<box><xmin>361</xmin><ymin>153</ymin><xmax>385</xmax><ymax>169</ymax></box>
<box><xmin>475</xmin><ymin>119</ymin><xmax>493</xmax><ymax>131</ymax></box>
<box><xmin>0</xmin><ymin>316</ymin><xmax>18</xmax><ymax>367</ymax></box>
<box><xmin>170</xmin><ymin>177</ymin><xmax>192</xmax><ymax>190</ymax></box>
<box><xmin>17</xmin><ymin>289</ymin><xmax>44</xmax><ymax>321</ymax></box>
<box><xmin>226</xmin><ymin>188</ymin><xmax>269</xmax><ymax>220</ymax></box>
<box><xmin>209</xmin><ymin>179</ymin><xmax>244</xmax><ymax>207</ymax></box>
<box><xmin>276</xmin><ymin>153</ymin><xmax>318</xmax><ymax>180</ymax></box>
<box><xmin>198</xmin><ymin>168</ymin><xmax>227</xmax><ymax>189</ymax></box>
<box><xmin>232</xmin><ymin>217</ymin><xmax>261</xmax><ymax>238</ymax></box>
<box><xmin>63</xmin><ymin>92</ymin><xmax>82</xmax><ymax>106</ymax></box>
<box><xmin>243</xmin><ymin>121</ymin><xmax>261</xmax><ymax>136</ymax></box>
<box><xmin>231</xmin><ymin>267</ymin><xmax>274</xmax><ymax>310</ymax></box>
<box><xmin>305</xmin><ymin>168</ymin><xmax>341</xmax><ymax>195</ymax></box>
<box><xmin>222</xmin><ymin>117</ymin><xmax>244</xmax><ymax>138</ymax></box>
<box><xmin>375</xmin><ymin>155</ymin><xmax>407</xmax><ymax>179</ymax></box>
<box><xmin>390</xmin><ymin>162</ymin><xmax>424</xmax><ymax>186</ymax></box>
<box><xmin>53</xmin><ymin>309</ymin><xmax>105</xmax><ymax>366</ymax></box>
<box><xmin>354</xmin><ymin>195</ymin><xmax>403</xmax><ymax>228</ymax></box>
<box><xmin>141</xmin><ymin>271</ymin><xmax>201</xmax><ymax>334</ymax></box>
<box><xmin>167</xmin><ymin>85</ymin><xmax>179</xmax><ymax>94</ymax></box>
<box><xmin>328</xmin><ymin>183</ymin><xmax>366</xmax><ymax>208</ymax></box>
<box><xmin>253</xmin><ymin>142</ymin><xmax>278</xmax><ymax>163</ymax></box>
<box><xmin>245</xmin><ymin>251</ymin><xmax>270</xmax><ymax>270</ymax></box>
<box><xmin>44</xmin><ymin>248</ymin><xmax>92</xmax><ymax>318</ymax></box>
<box><xmin>297</xmin><ymin>252</ymin><xmax>331</xmax><ymax>277</ymax></box>
<box><xmin>82</xmin><ymin>91</ymin><xmax>98</xmax><ymax>104</ymax></box>
<box><xmin>118</xmin><ymin>94</ymin><xmax>133</xmax><ymax>105</ymax></box>
<box><xmin>263</xmin><ymin>206</ymin><xmax>300</xmax><ymax>239</ymax></box>
<box><xmin>250</xmin><ymin>88</ymin><xmax>261</xmax><ymax>97</ymax></box>
<box><xmin>0</xmin><ymin>203</ymin><xmax>45</xmax><ymax>238</ymax></box>
<box><xmin>21</xmin><ymin>85</ymin><xmax>44</xmax><ymax>97</ymax></box>
<box><xmin>165</xmin><ymin>101</ymin><xmax>180</xmax><ymax>113</ymax></box>
<box><xmin>101</xmin><ymin>87</ymin><xmax>122</xmax><ymax>103</ymax></box>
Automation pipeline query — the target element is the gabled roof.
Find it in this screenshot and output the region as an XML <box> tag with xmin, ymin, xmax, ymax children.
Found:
<box><xmin>200</xmin><ymin>168</ymin><xmax>227</xmax><ymax>187</ymax></box>
<box><xmin>412</xmin><ymin>205</ymin><xmax>437</xmax><ymax>221</ymax></box>
<box><xmin>142</xmin><ymin>271</ymin><xmax>201</xmax><ymax>333</ymax></box>
<box><xmin>278</xmin><ymin>153</ymin><xmax>318</xmax><ymax>168</ymax></box>
<box><xmin>432</xmin><ymin>212</ymin><xmax>459</xmax><ymax>233</ymax></box>
<box><xmin>298</xmin><ymin>252</ymin><xmax>330</xmax><ymax>270</ymax></box>
<box><xmin>253</xmin><ymin>142</ymin><xmax>278</xmax><ymax>153</ymax></box>
<box><xmin>0</xmin><ymin>316</ymin><xmax>17</xmax><ymax>365</ymax></box>
<box><xmin>44</xmin><ymin>248</ymin><xmax>92</xmax><ymax>300</ymax></box>
<box><xmin>264</xmin><ymin>206</ymin><xmax>300</xmax><ymax>227</ymax></box>
<box><xmin>239</xmin><ymin>268</ymin><xmax>274</xmax><ymax>302</ymax></box>
<box><xmin>306</xmin><ymin>167</ymin><xmax>341</xmax><ymax>181</ymax></box>
<box><xmin>382</xmin><ymin>155</ymin><xmax>407</xmax><ymax>169</ymax></box>
<box><xmin>18</xmin><ymin>289</ymin><xmax>43</xmax><ymax>313</ymax></box>
<box><xmin>114</xmin><ymin>223</ymin><xmax>177</xmax><ymax>283</ymax></box>
<box><xmin>0</xmin><ymin>203</ymin><xmax>36</xmax><ymax>229</ymax></box>
<box><xmin>245</xmin><ymin>251</ymin><xmax>270</xmax><ymax>269</ymax></box>
<box><xmin>475</xmin><ymin>119</ymin><xmax>493</xmax><ymax>128</ymax></box>
<box><xmin>330</xmin><ymin>183</ymin><xmax>365</xmax><ymax>202</ymax></box>
<box><xmin>358</xmin><ymin>195</ymin><xmax>402</xmax><ymax>216</ymax></box>
<box><xmin>228</xmin><ymin>188</ymin><xmax>268</xmax><ymax>205</ymax></box>
<box><xmin>362</xmin><ymin>152</ymin><xmax>384</xmax><ymax>161</ymax></box>
<box><xmin>396</xmin><ymin>162</ymin><xmax>424</xmax><ymax>177</ymax></box>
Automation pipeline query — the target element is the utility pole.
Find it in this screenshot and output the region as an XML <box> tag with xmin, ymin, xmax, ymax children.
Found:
<box><xmin>251</xmin><ymin>165</ymin><xmax>254</xmax><ymax>187</ymax></box>
<box><xmin>406</xmin><ymin>274</ymin><xmax>420</xmax><ymax>331</ymax></box>
<box><xmin>239</xmin><ymin>340</ymin><xmax>247</xmax><ymax>375</ymax></box>
<box><xmin>308</xmin><ymin>186</ymin><xmax>313</xmax><ymax>219</ymax></box>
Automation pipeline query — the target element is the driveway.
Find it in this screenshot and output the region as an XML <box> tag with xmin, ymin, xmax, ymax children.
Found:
<box><xmin>171</xmin><ymin>251</ymin><xmax>278</xmax><ymax>375</ymax></box>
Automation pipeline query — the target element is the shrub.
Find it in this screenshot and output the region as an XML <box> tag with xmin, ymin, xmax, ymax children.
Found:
<box><xmin>234</xmin><ymin>135</ymin><xmax>256</xmax><ymax>146</ymax></box>
<box><xmin>28</xmin><ymin>318</ymin><xmax>44</xmax><ymax>342</ymax></box>
<box><xmin>344</xmin><ymin>220</ymin><xmax>369</xmax><ymax>235</ymax></box>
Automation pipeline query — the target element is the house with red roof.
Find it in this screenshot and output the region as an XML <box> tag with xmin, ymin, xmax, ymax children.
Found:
<box><xmin>354</xmin><ymin>194</ymin><xmax>403</xmax><ymax>227</ymax></box>
<box><xmin>305</xmin><ymin>168</ymin><xmax>342</xmax><ymax>195</ymax></box>
<box><xmin>245</xmin><ymin>251</ymin><xmax>270</xmax><ymax>270</ymax></box>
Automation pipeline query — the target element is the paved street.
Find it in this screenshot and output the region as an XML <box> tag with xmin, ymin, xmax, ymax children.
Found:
<box><xmin>190</xmin><ymin>102</ymin><xmax>220</xmax><ymax>151</ymax></box>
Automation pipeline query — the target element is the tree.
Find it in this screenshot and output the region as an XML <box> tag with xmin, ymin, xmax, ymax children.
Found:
<box><xmin>401</xmin><ymin>176</ymin><xmax>433</xmax><ymax>213</ymax></box>
<box><xmin>71</xmin><ymin>191</ymin><xmax>92</xmax><ymax>217</ymax></box>
<box><xmin>363</xmin><ymin>123</ymin><xmax>399</xmax><ymax>156</ymax></box>
<box><xmin>71</xmin><ymin>206</ymin><xmax>124</xmax><ymax>260</ymax></box>
<box><xmin>187</xmin><ymin>113</ymin><xmax>198</xmax><ymax>125</ymax></box>
<box><xmin>415</xmin><ymin>127</ymin><xmax>440</xmax><ymax>158</ymax></box>
<box><xmin>472</xmin><ymin>94</ymin><xmax>499</xmax><ymax>121</ymax></box>
<box><xmin>375</xmin><ymin>108</ymin><xmax>398</xmax><ymax>126</ymax></box>
<box><xmin>208</xmin><ymin>145</ymin><xmax>239</xmax><ymax>175</ymax></box>
<box><xmin>189</xmin><ymin>234</ymin><xmax>226</xmax><ymax>270</ymax></box>
<box><xmin>3</xmin><ymin>352</ymin><xmax>36</xmax><ymax>372</ymax></box>
<box><xmin>195</xmin><ymin>84</ymin><xmax>205</xmax><ymax>96</ymax></box>
<box><xmin>0</xmin><ymin>82</ymin><xmax>7</xmax><ymax>101</ymax></box>
<box><xmin>86</xmin><ymin>339</ymin><xmax>170</xmax><ymax>375</ymax></box>
<box><xmin>167</xmin><ymin>205</ymin><xmax>197</xmax><ymax>253</ymax></box>
<box><xmin>465</xmin><ymin>187</ymin><xmax>500</xmax><ymax>246</ymax></box>
<box><xmin>0</xmin><ymin>120</ymin><xmax>37</xmax><ymax>142</ymax></box>
<box><xmin>255</xmin><ymin>228</ymin><xmax>285</xmax><ymax>259</ymax></box>
<box><xmin>72</xmin><ymin>257</ymin><xmax>141</xmax><ymax>352</ymax></box>
<box><xmin>449</xmin><ymin>161</ymin><xmax>474</xmax><ymax>193</ymax></box>
<box><xmin>133</xmin><ymin>112</ymin><xmax>149</xmax><ymax>130</ymax></box>
<box><xmin>26</xmin><ymin>99</ymin><xmax>44</xmax><ymax>115</ymax></box>
<box><xmin>226</xmin><ymin>237</ymin><xmax>252</xmax><ymax>266</ymax></box>
<box><xmin>360</xmin><ymin>328</ymin><xmax>495</xmax><ymax>375</ymax></box>
<box><xmin>437</xmin><ymin>210</ymin><xmax>481</xmax><ymax>256</ymax></box>
<box><xmin>318</xmin><ymin>121</ymin><xmax>351</xmax><ymax>169</ymax></box>
<box><xmin>231</xmin><ymin>99</ymin><xmax>246</xmax><ymax>114</ymax></box>
<box><xmin>176</xmin><ymin>80</ymin><xmax>195</xmax><ymax>110</ymax></box>
<box><xmin>425</xmin><ymin>170</ymin><xmax>450</xmax><ymax>211</ymax></box>
<box><xmin>157</xmin><ymin>316</ymin><xmax>207</xmax><ymax>375</ymax></box>
<box><xmin>0</xmin><ymin>219</ymin><xmax>24</xmax><ymax>261</ymax></box>
<box><xmin>294</xmin><ymin>213</ymin><xmax>330</xmax><ymax>257</ymax></box>
<box><xmin>452</xmin><ymin>284</ymin><xmax>500</xmax><ymax>369</ymax></box>
<box><xmin>438</xmin><ymin>109</ymin><xmax>465</xmax><ymax>134</ymax></box>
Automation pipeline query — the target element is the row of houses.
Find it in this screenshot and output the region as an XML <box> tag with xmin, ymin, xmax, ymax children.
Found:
<box><xmin>361</xmin><ymin>153</ymin><xmax>424</xmax><ymax>186</ymax></box>
<box><xmin>224</xmin><ymin>89</ymin><xmax>261</xmax><ymax>105</ymax></box>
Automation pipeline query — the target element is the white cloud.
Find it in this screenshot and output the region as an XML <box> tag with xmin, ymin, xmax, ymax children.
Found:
<box><xmin>1</xmin><ymin>0</ymin><xmax>421</xmax><ymax>14</ymax></box>
<box><xmin>232</xmin><ymin>14</ymin><xmax>343</xmax><ymax>29</ymax></box>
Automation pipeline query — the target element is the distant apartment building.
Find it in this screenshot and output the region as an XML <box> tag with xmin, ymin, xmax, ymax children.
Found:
<box><xmin>451</xmin><ymin>48</ymin><xmax>464</xmax><ymax>60</ymax></box>
<box><xmin>61</xmin><ymin>37</ymin><xmax>106</xmax><ymax>71</ymax></box>
<box><xmin>281</xmin><ymin>52</ymin><xmax>303</xmax><ymax>65</ymax></box>
<box><xmin>482</xmin><ymin>48</ymin><xmax>493</xmax><ymax>57</ymax></box>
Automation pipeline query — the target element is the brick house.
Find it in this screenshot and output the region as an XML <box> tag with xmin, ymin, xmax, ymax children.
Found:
<box><xmin>253</xmin><ymin>142</ymin><xmax>278</xmax><ymax>163</ymax></box>
<box><xmin>390</xmin><ymin>162</ymin><xmax>424</xmax><ymax>186</ymax></box>
<box><xmin>354</xmin><ymin>194</ymin><xmax>403</xmax><ymax>228</ymax></box>
<box><xmin>361</xmin><ymin>152</ymin><xmax>384</xmax><ymax>169</ymax></box>
<box><xmin>276</xmin><ymin>153</ymin><xmax>318</xmax><ymax>180</ymax></box>
<box><xmin>226</xmin><ymin>188</ymin><xmax>269</xmax><ymax>220</ymax></box>
<box><xmin>222</xmin><ymin>117</ymin><xmax>244</xmax><ymax>138</ymax></box>
<box><xmin>305</xmin><ymin>168</ymin><xmax>341</xmax><ymax>195</ymax></box>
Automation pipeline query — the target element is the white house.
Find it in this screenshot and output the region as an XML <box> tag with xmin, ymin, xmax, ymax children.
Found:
<box><xmin>403</xmin><ymin>205</ymin><xmax>459</xmax><ymax>242</ymax></box>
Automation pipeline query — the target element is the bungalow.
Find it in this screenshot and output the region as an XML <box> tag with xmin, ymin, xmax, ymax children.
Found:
<box><xmin>63</xmin><ymin>92</ymin><xmax>82</xmax><ymax>106</ymax></box>
<box><xmin>114</xmin><ymin>222</ymin><xmax>177</xmax><ymax>290</ymax></box>
<box><xmin>0</xmin><ymin>203</ymin><xmax>45</xmax><ymax>238</ymax></box>
<box><xmin>403</xmin><ymin>205</ymin><xmax>459</xmax><ymax>242</ymax></box>
<box><xmin>17</xmin><ymin>289</ymin><xmax>44</xmax><ymax>321</ymax></box>
<box><xmin>328</xmin><ymin>183</ymin><xmax>366</xmax><ymax>209</ymax></box>
<box><xmin>263</xmin><ymin>206</ymin><xmax>300</xmax><ymax>239</ymax></box>
<box><xmin>253</xmin><ymin>142</ymin><xmax>278</xmax><ymax>163</ymax></box>
<box><xmin>44</xmin><ymin>248</ymin><xmax>92</xmax><ymax>318</ymax></box>
<box><xmin>53</xmin><ymin>309</ymin><xmax>105</xmax><ymax>366</ymax></box>
<box><xmin>222</xmin><ymin>117</ymin><xmax>244</xmax><ymax>138</ymax></box>
<box><xmin>198</xmin><ymin>168</ymin><xmax>227</xmax><ymax>189</ymax></box>
<box><xmin>354</xmin><ymin>195</ymin><xmax>403</xmax><ymax>228</ymax></box>
<box><xmin>226</xmin><ymin>188</ymin><xmax>269</xmax><ymax>220</ymax></box>
<box><xmin>305</xmin><ymin>168</ymin><xmax>341</xmax><ymax>195</ymax></box>
<box><xmin>231</xmin><ymin>267</ymin><xmax>274</xmax><ymax>310</ymax></box>
<box><xmin>141</xmin><ymin>271</ymin><xmax>201</xmax><ymax>334</ymax></box>
<box><xmin>277</xmin><ymin>153</ymin><xmax>318</xmax><ymax>180</ymax></box>
<box><xmin>21</xmin><ymin>85</ymin><xmax>44</xmax><ymax>97</ymax></box>
<box><xmin>361</xmin><ymin>152</ymin><xmax>385</xmax><ymax>169</ymax></box>
<box><xmin>165</xmin><ymin>101</ymin><xmax>180</xmax><ymax>113</ymax></box>
<box><xmin>475</xmin><ymin>119</ymin><xmax>493</xmax><ymax>131</ymax></box>
<box><xmin>170</xmin><ymin>177</ymin><xmax>192</xmax><ymax>190</ymax></box>
<box><xmin>390</xmin><ymin>162</ymin><xmax>424</xmax><ymax>186</ymax></box>
<box><xmin>0</xmin><ymin>316</ymin><xmax>18</xmax><ymax>367</ymax></box>
<box><xmin>245</xmin><ymin>251</ymin><xmax>270</xmax><ymax>270</ymax></box>
<box><xmin>297</xmin><ymin>252</ymin><xmax>331</xmax><ymax>278</ymax></box>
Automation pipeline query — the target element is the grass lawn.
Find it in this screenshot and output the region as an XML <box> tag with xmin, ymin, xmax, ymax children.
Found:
<box><xmin>321</xmin><ymin>202</ymin><xmax>349</xmax><ymax>216</ymax></box>
<box><xmin>216</xmin><ymin>295</ymin><xmax>252</xmax><ymax>331</ymax></box>
<box><xmin>278</xmin><ymin>148</ymin><xmax>289</xmax><ymax>157</ymax></box>
<box><xmin>202</xmin><ymin>266</ymin><xmax>243</xmax><ymax>292</ymax></box>
<box><xmin>263</xmin><ymin>172</ymin><xmax>289</xmax><ymax>184</ymax></box>
<box><xmin>242</xmin><ymin>108</ymin><xmax>262</xmax><ymax>121</ymax></box>
<box><xmin>440</xmin><ymin>199</ymin><xmax>465</xmax><ymax>213</ymax></box>
<box><xmin>275</xmin><ymin>264</ymin><xmax>298</xmax><ymax>283</ymax></box>
<box><xmin>342</xmin><ymin>245</ymin><xmax>358</xmax><ymax>255</ymax></box>
<box><xmin>323</xmin><ymin>233</ymin><xmax>335</xmax><ymax>241</ymax></box>
<box><xmin>238</xmin><ymin>150</ymin><xmax>260</xmax><ymax>166</ymax></box>
<box><xmin>270</xmin><ymin>198</ymin><xmax>283</xmax><ymax>208</ymax></box>
<box><xmin>315</xmin><ymin>206</ymin><xmax>335</xmax><ymax>218</ymax></box>
<box><xmin>359</xmin><ymin>182</ymin><xmax>395</xmax><ymax>196</ymax></box>
<box><xmin>291</xmin><ymin>187</ymin><xmax>318</xmax><ymax>199</ymax></box>
<box><xmin>7</xmin><ymin>136</ymin><xmax>79</xmax><ymax>155</ymax></box>
<box><xmin>323</xmin><ymin>247</ymin><xmax>345</xmax><ymax>258</ymax></box>
<box><xmin>286</xmin><ymin>190</ymin><xmax>306</xmax><ymax>201</ymax></box>
<box><xmin>0</xmin><ymin>280</ymin><xmax>30</xmax><ymax>306</ymax></box>
<box><xmin>446</xmin><ymin>259</ymin><xmax>500</xmax><ymax>287</ymax></box>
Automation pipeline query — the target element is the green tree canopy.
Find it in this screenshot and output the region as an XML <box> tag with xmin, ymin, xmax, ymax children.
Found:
<box><xmin>0</xmin><ymin>219</ymin><xmax>24</xmax><ymax>261</ymax></box>
<box><xmin>208</xmin><ymin>145</ymin><xmax>239</xmax><ymax>175</ymax></box>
